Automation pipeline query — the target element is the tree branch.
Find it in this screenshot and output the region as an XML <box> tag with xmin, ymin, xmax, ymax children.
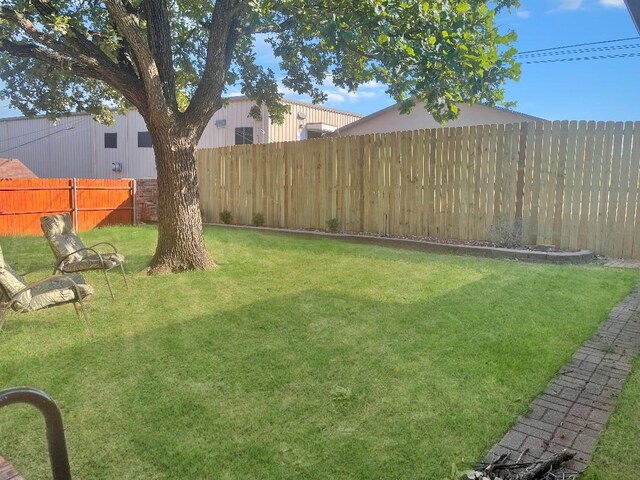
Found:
<box><xmin>183</xmin><ymin>0</ymin><xmax>245</xmax><ymax>135</ymax></box>
<box><xmin>0</xmin><ymin>5</ymin><xmax>145</xmax><ymax>110</ymax></box>
<box><xmin>0</xmin><ymin>39</ymin><xmax>94</xmax><ymax>77</ymax></box>
<box><xmin>103</xmin><ymin>0</ymin><xmax>170</xmax><ymax>120</ymax></box>
<box><xmin>243</xmin><ymin>17</ymin><xmax>295</xmax><ymax>35</ymax></box>
<box><xmin>144</xmin><ymin>0</ymin><xmax>177</xmax><ymax>111</ymax></box>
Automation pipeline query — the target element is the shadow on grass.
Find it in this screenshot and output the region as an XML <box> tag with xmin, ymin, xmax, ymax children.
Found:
<box><xmin>1</xmin><ymin>269</ymin><xmax>631</xmax><ymax>480</ymax></box>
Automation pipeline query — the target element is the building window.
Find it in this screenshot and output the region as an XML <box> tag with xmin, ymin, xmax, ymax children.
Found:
<box><xmin>235</xmin><ymin>127</ymin><xmax>254</xmax><ymax>145</ymax></box>
<box><xmin>307</xmin><ymin>130</ymin><xmax>323</xmax><ymax>139</ymax></box>
<box><xmin>104</xmin><ymin>132</ymin><xmax>118</xmax><ymax>148</ymax></box>
<box><xmin>138</xmin><ymin>131</ymin><xmax>153</xmax><ymax>148</ymax></box>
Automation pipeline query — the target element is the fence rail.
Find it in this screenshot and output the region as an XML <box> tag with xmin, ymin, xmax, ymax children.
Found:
<box><xmin>0</xmin><ymin>178</ymin><xmax>135</xmax><ymax>235</ymax></box>
<box><xmin>197</xmin><ymin>120</ymin><xmax>640</xmax><ymax>259</ymax></box>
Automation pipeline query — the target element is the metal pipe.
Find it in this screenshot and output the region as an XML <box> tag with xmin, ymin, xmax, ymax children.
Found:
<box><xmin>0</xmin><ymin>387</ymin><xmax>72</xmax><ymax>480</ymax></box>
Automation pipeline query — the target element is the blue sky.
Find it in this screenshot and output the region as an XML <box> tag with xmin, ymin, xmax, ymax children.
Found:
<box><xmin>0</xmin><ymin>0</ymin><xmax>637</xmax><ymax>121</ymax></box>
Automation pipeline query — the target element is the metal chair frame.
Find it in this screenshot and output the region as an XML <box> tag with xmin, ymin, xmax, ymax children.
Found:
<box><xmin>0</xmin><ymin>275</ymin><xmax>92</xmax><ymax>337</ymax></box>
<box><xmin>53</xmin><ymin>242</ymin><xmax>128</xmax><ymax>300</ymax></box>
<box><xmin>0</xmin><ymin>387</ymin><xmax>72</xmax><ymax>480</ymax></box>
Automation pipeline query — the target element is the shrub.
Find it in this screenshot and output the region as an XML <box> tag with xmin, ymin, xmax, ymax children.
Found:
<box><xmin>252</xmin><ymin>212</ymin><xmax>265</xmax><ymax>227</ymax></box>
<box><xmin>326</xmin><ymin>217</ymin><xmax>340</xmax><ymax>233</ymax></box>
<box><xmin>488</xmin><ymin>216</ymin><xmax>523</xmax><ymax>248</ymax></box>
<box><xmin>219</xmin><ymin>209</ymin><xmax>233</xmax><ymax>225</ymax></box>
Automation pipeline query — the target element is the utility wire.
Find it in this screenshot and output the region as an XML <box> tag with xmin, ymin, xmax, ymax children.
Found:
<box><xmin>0</xmin><ymin>126</ymin><xmax>76</xmax><ymax>155</ymax></box>
<box><xmin>520</xmin><ymin>51</ymin><xmax>640</xmax><ymax>64</ymax></box>
<box><xmin>0</xmin><ymin>118</ymin><xmax>84</xmax><ymax>143</ymax></box>
<box><xmin>515</xmin><ymin>36</ymin><xmax>640</xmax><ymax>56</ymax></box>
<box><xmin>517</xmin><ymin>43</ymin><xmax>640</xmax><ymax>58</ymax></box>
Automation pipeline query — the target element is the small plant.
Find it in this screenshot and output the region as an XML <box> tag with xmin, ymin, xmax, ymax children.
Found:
<box><xmin>330</xmin><ymin>385</ymin><xmax>353</xmax><ymax>402</ymax></box>
<box><xmin>219</xmin><ymin>209</ymin><xmax>233</xmax><ymax>225</ymax></box>
<box><xmin>252</xmin><ymin>212</ymin><xmax>265</xmax><ymax>227</ymax></box>
<box><xmin>488</xmin><ymin>216</ymin><xmax>523</xmax><ymax>248</ymax></box>
<box><xmin>326</xmin><ymin>217</ymin><xmax>340</xmax><ymax>233</ymax></box>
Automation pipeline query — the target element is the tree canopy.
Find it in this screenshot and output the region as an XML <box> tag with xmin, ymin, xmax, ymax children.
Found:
<box><xmin>0</xmin><ymin>0</ymin><xmax>521</xmax><ymax>272</ymax></box>
<box><xmin>0</xmin><ymin>0</ymin><xmax>520</xmax><ymax>126</ymax></box>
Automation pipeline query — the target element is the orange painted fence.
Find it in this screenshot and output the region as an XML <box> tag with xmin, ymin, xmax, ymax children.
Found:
<box><xmin>0</xmin><ymin>178</ymin><xmax>135</xmax><ymax>235</ymax></box>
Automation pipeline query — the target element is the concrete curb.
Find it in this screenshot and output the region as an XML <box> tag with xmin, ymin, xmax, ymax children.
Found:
<box><xmin>205</xmin><ymin>223</ymin><xmax>596</xmax><ymax>264</ymax></box>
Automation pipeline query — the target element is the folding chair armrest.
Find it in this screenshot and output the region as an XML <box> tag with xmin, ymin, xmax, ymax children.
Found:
<box><xmin>86</xmin><ymin>242</ymin><xmax>119</xmax><ymax>254</ymax></box>
<box><xmin>56</xmin><ymin>247</ymin><xmax>106</xmax><ymax>269</ymax></box>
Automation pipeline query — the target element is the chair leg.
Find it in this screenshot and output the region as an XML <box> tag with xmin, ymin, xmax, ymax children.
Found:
<box><xmin>119</xmin><ymin>263</ymin><xmax>129</xmax><ymax>290</ymax></box>
<box><xmin>74</xmin><ymin>300</ymin><xmax>93</xmax><ymax>339</ymax></box>
<box><xmin>103</xmin><ymin>269</ymin><xmax>115</xmax><ymax>300</ymax></box>
<box><xmin>0</xmin><ymin>307</ymin><xmax>9</xmax><ymax>332</ymax></box>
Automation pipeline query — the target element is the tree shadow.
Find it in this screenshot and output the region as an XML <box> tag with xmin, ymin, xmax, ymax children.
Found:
<box><xmin>0</xmin><ymin>269</ymin><xmax>630</xmax><ymax>479</ymax></box>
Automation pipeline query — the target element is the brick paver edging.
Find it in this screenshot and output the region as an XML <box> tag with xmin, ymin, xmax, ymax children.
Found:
<box><xmin>0</xmin><ymin>455</ymin><xmax>23</xmax><ymax>480</ymax></box>
<box><xmin>205</xmin><ymin>224</ymin><xmax>596</xmax><ymax>264</ymax></box>
<box><xmin>483</xmin><ymin>284</ymin><xmax>640</xmax><ymax>475</ymax></box>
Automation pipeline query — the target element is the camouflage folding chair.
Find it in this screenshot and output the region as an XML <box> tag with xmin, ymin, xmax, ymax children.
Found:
<box><xmin>40</xmin><ymin>213</ymin><xmax>128</xmax><ymax>299</ymax></box>
<box><xmin>0</xmin><ymin>246</ymin><xmax>93</xmax><ymax>336</ymax></box>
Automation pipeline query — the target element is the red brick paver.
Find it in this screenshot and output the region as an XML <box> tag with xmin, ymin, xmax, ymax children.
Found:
<box><xmin>0</xmin><ymin>456</ymin><xmax>24</xmax><ymax>480</ymax></box>
<box><xmin>484</xmin><ymin>285</ymin><xmax>640</xmax><ymax>475</ymax></box>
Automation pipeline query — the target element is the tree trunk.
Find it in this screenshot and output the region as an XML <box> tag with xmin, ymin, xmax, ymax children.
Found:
<box><xmin>148</xmin><ymin>129</ymin><xmax>215</xmax><ymax>273</ymax></box>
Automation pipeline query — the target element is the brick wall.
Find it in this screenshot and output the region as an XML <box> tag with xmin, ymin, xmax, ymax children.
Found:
<box><xmin>135</xmin><ymin>179</ymin><xmax>158</xmax><ymax>223</ymax></box>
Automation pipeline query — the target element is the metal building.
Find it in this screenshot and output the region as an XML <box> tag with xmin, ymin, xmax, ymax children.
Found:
<box><xmin>0</xmin><ymin>97</ymin><xmax>362</xmax><ymax>179</ymax></box>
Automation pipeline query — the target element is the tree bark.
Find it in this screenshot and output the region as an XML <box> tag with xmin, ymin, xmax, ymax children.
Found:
<box><xmin>148</xmin><ymin>128</ymin><xmax>215</xmax><ymax>273</ymax></box>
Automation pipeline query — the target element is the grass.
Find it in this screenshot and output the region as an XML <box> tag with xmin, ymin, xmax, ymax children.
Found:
<box><xmin>582</xmin><ymin>329</ymin><xmax>640</xmax><ymax>480</ymax></box>
<box><xmin>0</xmin><ymin>225</ymin><xmax>638</xmax><ymax>479</ymax></box>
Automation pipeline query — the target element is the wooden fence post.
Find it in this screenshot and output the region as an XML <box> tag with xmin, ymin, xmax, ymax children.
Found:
<box><xmin>72</xmin><ymin>178</ymin><xmax>79</xmax><ymax>232</ymax></box>
<box><xmin>515</xmin><ymin>122</ymin><xmax>528</xmax><ymax>221</ymax></box>
<box><xmin>132</xmin><ymin>179</ymin><xmax>137</xmax><ymax>226</ymax></box>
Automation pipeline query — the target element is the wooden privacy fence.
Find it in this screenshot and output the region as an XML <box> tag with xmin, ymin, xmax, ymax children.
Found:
<box><xmin>0</xmin><ymin>178</ymin><xmax>135</xmax><ymax>235</ymax></box>
<box><xmin>197</xmin><ymin>120</ymin><xmax>640</xmax><ymax>259</ymax></box>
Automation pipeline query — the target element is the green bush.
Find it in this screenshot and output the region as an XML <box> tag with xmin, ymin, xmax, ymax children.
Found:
<box><xmin>326</xmin><ymin>217</ymin><xmax>340</xmax><ymax>233</ymax></box>
<box><xmin>220</xmin><ymin>209</ymin><xmax>233</xmax><ymax>225</ymax></box>
<box><xmin>488</xmin><ymin>216</ymin><xmax>523</xmax><ymax>248</ymax></box>
<box><xmin>252</xmin><ymin>212</ymin><xmax>265</xmax><ymax>227</ymax></box>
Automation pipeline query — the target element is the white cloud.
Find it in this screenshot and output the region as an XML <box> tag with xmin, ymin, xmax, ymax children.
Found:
<box><xmin>516</xmin><ymin>10</ymin><xmax>531</xmax><ymax>18</ymax></box>
<box><xmin>276</xmin><ymin>77</ymin><xmax>385</xmax><ymax>106</ymax></box>
<box><xmin>326</xmin><ymin>92</ymin><xmax>346</xmax><ymax>103</ymax></box>
<box><xmin>599</xmin><ymin>0</ymin><xmax>626</xmax><ymax>7</ymax></box>
<box><xmin>548</xmin><ymin>0</ymin><xmax>584</xmax><ymax>12</ymax></box>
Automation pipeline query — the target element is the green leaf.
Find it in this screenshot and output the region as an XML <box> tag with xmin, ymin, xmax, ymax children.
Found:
<box><xmin>378</xmin><ymin>33</ymin><xmax>389</xmax><ymax>45</ymax></box>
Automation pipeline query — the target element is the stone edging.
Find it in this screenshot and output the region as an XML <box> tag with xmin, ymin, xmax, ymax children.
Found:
<box><xmin>205</xmin><ymin>223</ymin><xmax>595</xmax><ymax>264</ymax></box>
<box><xmin>483</xmin><ymin>284</ymin><xmax>640</xmax><ymax>475</ymax></box>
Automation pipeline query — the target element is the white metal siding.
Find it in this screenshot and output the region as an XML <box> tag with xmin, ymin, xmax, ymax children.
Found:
<box><xmin>337</xmin><ymin>103</ymin><xmax>542</xmax><ymax>136</ymax></box>
<box><xmin>0</xmin><ymin>97</ymin><xmax>362</xmax><ymax>179</ymax></box>
<box><xmin>268</xmin><ymin>101</ymin><xmax>363</xmax><ymax>143</ymax></box>
<box><xmin>0</xmin><ymin>115</ymin><xmax>94</xmax><ymax>177</ymax></box>
<box><xmin>198</xmin><ymin>99</ymin><xmax>270</xmax><ymax>147</ymax></box>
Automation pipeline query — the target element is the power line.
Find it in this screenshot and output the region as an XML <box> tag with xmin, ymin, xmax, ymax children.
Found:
<box><xmin>517</xmin><ymin>43</ymin><xmax>640</xmax><ymax>58</ymax></box>
<box><xmin>521</xmin><ymin>51</ymin><xmax>640</xmax><ymax>64</ymax></box>
<box><xmin>0</xmin><ymin>118</ymin><xmax>84</xmax><ymax>143</ymax></box>
<box><xmin>0</xmin><ymin>126</ymin><xmax>76</xmax><ymax>155</ymax></box>
<box><xmin>515</xmin><ymin>36</ymin><xmax>640</xmax><ymax>56</ymax></box>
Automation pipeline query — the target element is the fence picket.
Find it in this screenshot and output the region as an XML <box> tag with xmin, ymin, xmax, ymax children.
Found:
<box><xmin>195</xmin><ymin>120</ymin><xmax>640</xmax><ymax>259</ymax></box>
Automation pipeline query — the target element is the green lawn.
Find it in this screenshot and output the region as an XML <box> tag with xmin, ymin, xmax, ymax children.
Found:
<box><xmin>583</xmin><ymin>350</ymin><xmax>640</xmax><ymax>480</ymax></box>
<box><xmin>0</xmin><ymin>226</ymin><xmax>637</xmax><ymax>479</ymax></box>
